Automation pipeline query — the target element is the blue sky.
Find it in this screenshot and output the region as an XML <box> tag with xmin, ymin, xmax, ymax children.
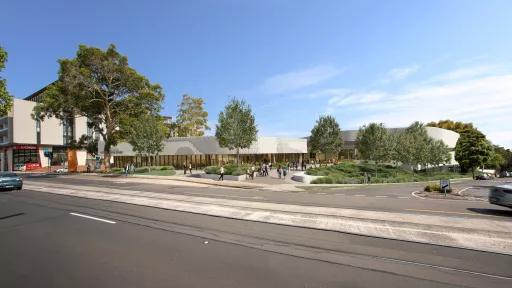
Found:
<box><xmin>1</xmin><ymin>0</ymin><xmax>511</xmax><ymax>147</ymax></box>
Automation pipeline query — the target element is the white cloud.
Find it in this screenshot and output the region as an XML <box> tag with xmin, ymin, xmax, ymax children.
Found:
<box><xmin>381</xmin><ymin>64</ymin><xmax>420</xmax><ymax>83</ymax></box>
<box><xmin>325</xmin><ymin>68</ymin><xmax>512</xmax><ymax>148</ymax></box>
<box><xmin>261</xmin><ymin>66</ymin><xmax>340</xmax><ymax>94</ymax></box>
<box><xmin>424</xmin><ymin>65</ymin><xmax>499</xmax><ymax>83</ymax></box>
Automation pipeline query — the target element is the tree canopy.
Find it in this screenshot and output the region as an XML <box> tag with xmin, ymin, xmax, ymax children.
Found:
<box><xmin>175</xmin><ymin>94</ymin><xmax>209</xmax><ymax>137</ymax></box>
<box><xmin>356</xmin><ymin>123</ymin><xmax>389</xmax><ymax>163</ymax></box>
<box><xmin>309</xmin><ymin>115</ymin><xmax>344</xmax><ymax>159</ymax></box>
<box><xmin>215</xmin><ymin>98</ymin><xmax>257</xmax><ymax>165</ymax></box>
<box><xmin>0</xmin><ymin>46</ymin><xmax>13</xmax><ymax>116</ymax></box>
<box><xmin>426</xmin><ymin>120</ymin><xmax>475</xmax><ymax>134</ymax></box>
<box><xmin>455</xmin><ymin>129</ymin><xmax>492</xmax><ymax>178</ymax></box>
<box><xmin>33</xmin><ymin>44</ymin><xmax>164</xmax><ymax>169</ymax></box>
<box><xmin>126</xmin><ymin>114</ymin><xmax>167</xmax><ymax>167</ymax></box>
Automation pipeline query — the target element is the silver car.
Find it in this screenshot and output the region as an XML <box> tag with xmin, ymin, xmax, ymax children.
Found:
<box><xmin>489</xmin><ymin>185</ymin><xmax>512</xmax><ymax>208</ymax></box>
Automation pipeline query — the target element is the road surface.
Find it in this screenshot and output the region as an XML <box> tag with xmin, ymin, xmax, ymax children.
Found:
<box><xmin>1</xmin><ymin>183</ymin><xmax>511</xmax><ymax>287</ymax></box>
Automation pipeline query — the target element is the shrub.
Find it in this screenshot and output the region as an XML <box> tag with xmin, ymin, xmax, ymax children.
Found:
<box><xmin>204</xmin><ymin>164</ymin><xmax>251</xmax><ymax>175</ymax></box>
<box><xmin>110</xmin><ymin>167</ymin><xmax>123</xmax><ymax>173</ymax></box>
<box><xmin>160</xmin><ymin>166</ymin><xmax>174</xmax><ymax>171</ymax></box>
<box><xmin>424</xmin><ymin>183</ymin><xmax>441</xmax><ymax>192</ymax></box>
<box><xmin>311</xmin><ymin>176</ymin><xmax>334</xmax><ymax>184</ymax></box>
<box><xmin>135</xmin><ymin>167</ymin><xmax>150</xmax><ymax>173</ymax></box>
<box><xmin>204</xmin><ymin>166</ymin><xmax>220</xmax><ymax>174</ymax></box>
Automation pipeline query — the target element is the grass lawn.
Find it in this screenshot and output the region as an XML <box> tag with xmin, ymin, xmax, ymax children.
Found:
<box><xmin>306</xmin><ymin>162</ymin><xmax>470</xmax><ymax>184</ymax></box>
<box><xmin>134</xmin><ymin>169</ymin><xmax>176</xmax><ymax>176</ymax></box>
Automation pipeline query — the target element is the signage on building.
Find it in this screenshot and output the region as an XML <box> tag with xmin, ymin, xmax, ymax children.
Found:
<box><xmin>25</xmin><ymin>163</ymin><xmax>41</xmax><ymax>170</ymax></box>
<box><xmin>15</xmin><ymin>145</ymin><xmax>38</xmax><ymax>150</ymax></box>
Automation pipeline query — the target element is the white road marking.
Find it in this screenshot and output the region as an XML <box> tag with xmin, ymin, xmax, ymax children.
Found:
<box><xmin>354</xmin><ymin>194</ymin><xmax>366</xmax><ymax>197</ymax></box>
<box><xmin>69</xmin><ymin>212</ymin><xmax>116</xmax><ymax>224</ymax></box>
<box><xmin>457</xmin><ymin>187</ymin><xmax>475</xmax><ymax>194</ymax></box>
<box><xmin>376</xmin><ymin>196</ymin><xmax>388</xmax><ymax>198</ymax></box>
<box><xmin>317</xmin><ymin>193</ymin><xmax>327</xmax><ymax>195</ymax></box>
<box><xmin>183</xmin><ymin>192</ymin><xmax>264</xmax><ymax>200</ymax></box>
<box><xmin>336</xmin><ymin>193</ymin><xmax>345</xmax><ymax>196</ymax></box>
<box><xmin>411</xmin><ymin>191</ymin><xmax>424</xmax><ymax>199</ymax></box>
<box><xmin>404</xmin><ymin>209</ymin><xmax>490</xmax><ymax>217</ymax></box>
<box><xmin>397</xmin><ymin>196</ymin><xmax>410</xmax><ymax>199</ymax></box>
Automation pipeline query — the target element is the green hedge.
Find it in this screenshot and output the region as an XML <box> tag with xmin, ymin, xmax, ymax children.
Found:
<box><xmin>204</xmin><ymin>164</ymin><xmax>251</xmax><ymax>176</ymax></box>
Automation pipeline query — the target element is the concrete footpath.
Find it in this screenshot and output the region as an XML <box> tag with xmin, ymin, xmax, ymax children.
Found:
<box><xmin>24</xmin><ymin>182</ymin><xmax>512</xmax><ymax>255</ymax></box>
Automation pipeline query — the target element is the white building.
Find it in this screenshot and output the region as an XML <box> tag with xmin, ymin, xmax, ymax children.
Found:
<box><xmin>102</xmin><ymin>136</ymin><xmax>308</xmax><ymax>168</ymax></box>
<box><xmin>0</xmin><ymin>92</ymin><xmax>90</xmax><ymax>171</ymax></box>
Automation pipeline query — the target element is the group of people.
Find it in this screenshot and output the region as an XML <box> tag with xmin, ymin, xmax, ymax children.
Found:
<box><xmin>182</xmin><ymin>162</ymin><xmax>193</xmax><ymax>174</ymax></box>
<box><xmin>124</xmin><ymin>163</ymin><xmax>135</xmax><ymax>176</ymax></box>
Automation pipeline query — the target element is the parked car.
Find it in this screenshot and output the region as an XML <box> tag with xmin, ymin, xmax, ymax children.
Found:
<box><xmin>489</xmin><ymin>185</ymin><xmax>512</xmax><ymax>208</ymax></box>
<box><xmin>499</xmin><ymin>171</ymin><xmax>511</xmax><ymax>178</ymax></box>
<box><xmin>55</xmin><ymin>167</ymin><xmax>68</xmax><ymax>173</ymax></box>
<box><xmin>0</xmin><ymin>172</ymin><xmax>23</xmax><ymax>190</ymax></box>
<box><xmin>475</xmin><ymin>173</ymin><xmax>493</xmax><ymax>180</ymax></box>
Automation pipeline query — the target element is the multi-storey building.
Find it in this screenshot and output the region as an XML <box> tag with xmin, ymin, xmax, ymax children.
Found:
<box><xmin>0</xmin><ymin>89</ymin><xmax>90</xmax><ymax>171</ymax></box>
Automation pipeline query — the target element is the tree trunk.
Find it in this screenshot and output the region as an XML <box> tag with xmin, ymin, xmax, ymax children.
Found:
<box><xmin>104</xmin><ymin>151</ymin><xmax>111</xmax><ymax>171</ymax></box>
<box><xmin>472</xmin><ymin>167</ymin><xmax>475</xmax><ymax>180</ymax></box>
<box><xmin>236</xmin><ymin>148</ymin><xmax>240</xmax><ymax>166</ymax></box>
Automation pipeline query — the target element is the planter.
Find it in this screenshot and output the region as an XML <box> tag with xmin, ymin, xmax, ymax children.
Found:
<box><xmin>199</xmin><ymin>173</ymin><xmax>247</xmax><ymax>181</ymax></box>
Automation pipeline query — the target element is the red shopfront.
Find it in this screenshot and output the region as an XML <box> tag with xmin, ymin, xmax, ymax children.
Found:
<box><xmin>13</xmin><ymin>145</ymin><xmax>41</xmax><ymax>171</ymax></box>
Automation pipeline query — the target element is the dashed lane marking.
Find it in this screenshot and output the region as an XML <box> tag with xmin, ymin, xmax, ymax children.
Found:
<box><xmin>70</xmin><ymin>212</ymin><xmax>117</xmax><ymax>224</ymax></box>
<box><xmin>376</xmin><ymin>196</ymin><xmax>388</xmax><ymax>198</ymax></box>
<box><xmin>354</xmin><ymin>194</ymin><xmax>366</xmax><ymax>197</ymax></box>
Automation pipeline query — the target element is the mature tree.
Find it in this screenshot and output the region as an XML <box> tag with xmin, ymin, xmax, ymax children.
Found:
<box><xmin>491</xmin><ymin>145</ymin><xmax>512</xmax><ymax>171</ymax></box>
<box><xmin>0</xmin><ymin>46</ymin><xmax>13</xmax><ymax>116</ymax></box>
<box><xmin>215</xmin><ymin>98</ymin><xmax>257</xmax><ymax>165</ymax></box>
<box><xmin>356</xmin><ymin>123</ymin><xmax>390</xmax><ymax>163</ymax></box>
<box><xmin>309</xmin><ymin>115</ymin><xmax>344</xmax><ymax>161</ymax></box>
<box><xmin>427</xmin><ymin>139</ymin><xmax>451</xmax><ymax>168</ymax></box>
<box><xmin>403</xmin><ymin>122</ymin><xmax>432</xmax><ymax>169</ymax></box>
<box><xmin>126</xmin><ymin>114</ymin><xmax>167</xmax><ymax>168</ymax></box>
<box><xmin>175</xmin><ymin>94</ymin><xmax>209</xmax><ymax>136</ymax></box>
<box><xmin>69</xmin><ymin>134</ymin><xmax>99</xmax><ymax>157</ymax></box>
<box><xmin>487</xmin><ymin>149</ymin><xmax>505</xmax><ymax>172</ymax></box>
<box><xmin>32</xmin><ymin>44</ymin><xmax>164</xmax><ymax>170</ymax></box>
<box><xmin>455</xmin><ymin>129</ymin><xmax>492</xmax><ymax>179</ymax></box>
<box><xmin>426</xmin><ymin>120</ymin><xmax>475</xmax><ymax>134</ymax></box>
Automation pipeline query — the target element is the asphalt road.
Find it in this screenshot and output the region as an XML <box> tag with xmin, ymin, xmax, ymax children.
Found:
<box><xmin>1</xmin><ymin>189</ymin><xmax>511</xmax><ymax>288</ymax></box>
<box><xmin>23</xmin><ymin>175</ymin><xmax>512</xmax><ymax>220</ymax></box>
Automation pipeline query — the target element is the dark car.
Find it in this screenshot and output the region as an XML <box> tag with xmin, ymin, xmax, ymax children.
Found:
<box><xmin>0</xmin><ymin>172</ymin><xmax>23</xmax><ymax>190</ymax></box>
<box><xmin>489</xmin><ymin>185</ymin><xmax>512</xmax><ymax>208</ymax></box>
<box><xmin>475</xmin><ymin>174</ymin><xmax>492</xmax><ymax>180</ymax></box>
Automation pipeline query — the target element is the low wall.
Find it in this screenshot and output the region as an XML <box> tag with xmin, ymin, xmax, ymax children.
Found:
<box><xmin>291</xmin><ymin>171</ymin><xmax>325</xmax><ymax>184</ymax></box>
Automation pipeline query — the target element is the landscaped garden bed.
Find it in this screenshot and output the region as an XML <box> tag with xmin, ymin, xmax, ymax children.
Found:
<box><xmin>306</xmin><ymin>162</ymin><xmax>470</xmax><ymax>184</ymax></box>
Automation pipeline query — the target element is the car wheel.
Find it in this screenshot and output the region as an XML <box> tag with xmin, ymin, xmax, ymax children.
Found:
<box><xmin>16</xmin><ymin>186</ymin><xmax>22</xmax><ymax>190</ymax></box>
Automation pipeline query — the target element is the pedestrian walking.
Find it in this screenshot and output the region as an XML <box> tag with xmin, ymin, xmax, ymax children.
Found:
<box><xmin>277</xmin><ymin>165</ymin><xmax>282</xmax><ymax>179</ymax></box>
<box><xmin>251</xmin><ymin>165</ymin><xmax>255</xmax><ymax>180</ymax></box>
<box><xmin>183</xmin><ymin>162</ymin><xmax>187</xmax><ymax>175</ymax></box>
<box><xmin>125</xmin><ymin>163</ymin><xmax>129</xmax><ymax>176</ymax></box>
<box><xmin>269</xmin><ymin>162</ymin><xmax>272</xmax><ymax>171</ymax></box>
<box><xmin>188</xmin><ymin>163</ymin><xmax>192</xmax><ymax>174</ymax></box>
<box><xmin>283</xmin><ymin>165</ymin><xmax>288</xmax><ymax>180</ymax></box>
<box><xmin>218</xmin><ymin>165</ymin><xmax>225</xmax><ymax>181</ymax></box>
<box><xmin>264</xmin><ymin>164</ymin><xmax>269</xmax><ymax>176</ymax></box>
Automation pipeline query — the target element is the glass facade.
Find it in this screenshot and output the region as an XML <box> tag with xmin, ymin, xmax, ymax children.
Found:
<box><xmin>63</xmin><ymin>118</ymin><xmax>74</xmax><ymax>145</ymax></box>
<box><xmin>36</xmin><ymin>120</ymin><xmax>41</xmax><ymax>145</ymax></box>
<box><xmin>13</xmin><ymin>148</ymin><xmax>39</xmax><ymax>170</ymax></box>
<box><xmin>112</xmin><ymin>153</ymin><xmax>307</xmax><ymax>169</ymax></box>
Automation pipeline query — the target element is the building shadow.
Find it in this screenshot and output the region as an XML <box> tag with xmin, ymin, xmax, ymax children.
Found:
<box><xmin>467</xmin><ymin>208</ymin><xmax>512</xmax><ymax>217</ymax></box>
